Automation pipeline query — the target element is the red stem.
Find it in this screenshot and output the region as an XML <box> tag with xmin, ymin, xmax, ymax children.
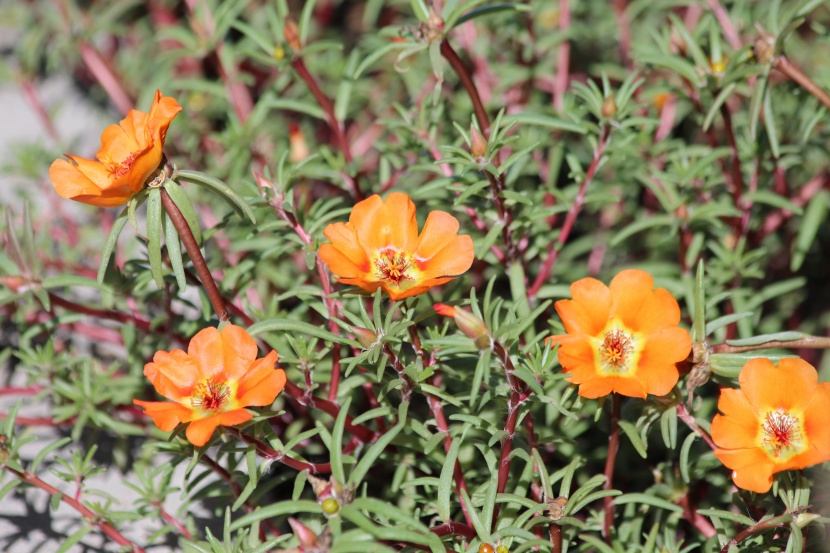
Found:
<box><xmin>4</xmin><ymin>466</ymin><xmax>145</xmax><ymax>552</ymax></box>
<box><xmin>226</xmin><ymin>428</ymin><xmax>332</xmax><ymax>474</ymax></box>
<box><xmin>161</xmin><ymin>188</ymin><xmax>230</xmax><ymax>322</ymax></box>
<box><xmin>440</xmin><ymin>40</ymin><xmax>490</xmax><ymax>133</ymax></box>
<box><xmin>529</xmin><ymin>125</ymin><xmax>611</xmax><ymax>298</ymax></box>
<box><xmin>553</xmin><ymin>0</ymin><xmax>571</xmax><ymax>113</ymax></box>
<box><xmin>603</xmin><ymin>394</ymin><xmax>621</xmax><ymax>541</ymax></box>
<box><xmin>676</xmin><ymin>403</ymin><xmax>717</xmax><ymax>451</ymax></box>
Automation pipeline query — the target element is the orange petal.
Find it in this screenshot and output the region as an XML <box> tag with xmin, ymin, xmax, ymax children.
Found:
<box><xmin>576</xmin><ymin>377</ymin><xmax>614</xmax><ymax>399</ymax></box>
<box><xmin>147</xmin><ymin>91</ymin><xmax>183</xmax><ymax>142</ymax></box>
<box><xmin>569</xmin><ymin>277</ymin><xmax>611</xmax><ymax>335</ymax></box>
<box><xmin>627</xmin><ymin>288</ymin><xmax>681</xmax><ymax>334</ymax></box>
<box><xmin>237</xmin><ymin>363</ymin><xmax>286</xmax><ymax>407</ymax></box>
<box><xmin>714</xmin><ymin>447</ymin><xmax>776</xmax><ymax>493</ymax></box>
<box><xmin>323</xmin><ymin>222</ymin><xmax>370</xmax><ymax>271</ymax></box>
<box><xmin>798</xmin><ymin>382</ymin><xmax>830</xmax><ymax>465</ymax></box>
<box><xmin>711</xmin><ymin>389</ymin><xmax>760</xmax><ymax>450</ymax></box>
<box><xmin>220</xmin><ymin>324</ymin><xmax>259</xmax><ymax>381</ymax></box>
<box><xmin>609</xmin><ymin>269</ymin><xmax>655</xmax><ymax>328</ymax></box>
<box><xmin>133</xmin><ymin>399</ymin><xmax>194</xmax><ymax>431</ymax></box>
<box><xmin>350</xmin><ymin>194</ymin><xmax>411</xmax><ymax>252</ymax></box>
<box><xmin>145</xmin><ymin>349</ymin><xmax>198</xmax><ymax>400</ymax></box>
<box><xmin>319</xmin><ymin>242</ymin><xmax>369</xmax><ymax>279</ymax></box>
<box><xmin>49</xmin><ymin>158</ymin><xmax>104</xmax><ymax>199</ymax></box>
<box><xmin>385</xmin><ymin>282</ymin><xmax>436</xmax><ymax>300</ymax></box>
<box><xmin>187</xmin><ymin>327</ymin><xmax>225</xmax><ymax>379</ymax></box>
<box><xmin>608</xmin><ymin>376</ymin><xmax>647</xmax><ymax>399</ymax></box>
<box><xmin>554</xmin><ymin>299</ymin><xmax>603</xmax><ymax>336</ymax></box>
<box><xmin>416</xmin><ymin>235</ymin><xmax>474</xmax><ymax>279</ymax></box>
<box><xmin>414</xmin><ymin>211</ymin><xmax>460</xmax><ymax>259</ymax></box>
<box><xmin>557</xmin><ymin>336</ymin><xmax>597</xmax><ymax>382</ymax></box>
<box><xmin>740</xmin><ymin>357</ymin><xmax>817</xmax><ymax>413</ymax></box>
<box><xmin>185</xmin><ymin>409</ymin><xmax>253</xmax><ymax>447</ymax></box>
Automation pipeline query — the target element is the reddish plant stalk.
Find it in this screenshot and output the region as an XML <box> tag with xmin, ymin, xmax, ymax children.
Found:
<box><xmin>160</xmin><ymin>188</ymin><xmax>229</xmax><ymax>322</ymax></box>
<box><xmin>4</xmin><ymin>465</ymin><xmax>145</xmax><ymax>552</ymax></box>
<box><xmin>408</xmin><ymin>327</ymin><xmax>472</xmax><ymax>526</ymax></box>
<box><xmin>720</xmin><ymin>513</ymin><xmax>793</xmax><ymax>553</ymax></box>
<box><xmin>429</xmin><ymin>522</ymin><xmax>477</xmax><ymax>539</ymax></box>
<box><xmin>677</xmin><ymin>492</ymin><xmax>716</xmax><ymax>538</ymax></box>
<box><xmin>19</xmin><ymin>77</ymin><xmax>59</xmax><ymax>141</ymax></box>
<box><xmin>603</xmin><ymin>394</ymin><xmax>621</xmax><ymax>541</ymax></box>
<box><xmin>78</xmin><ymin>42</ymin><xmax>134</xmax><ymax>115</ymax></box>
<box><xmin>439</xmin><ymin>40</ymin><xmax>490</xmax><ymax>133</ymax></box>
<box><xmin>283</xmin><ymin>380</ymin><xmax>378</xmax><ymax>443</ymax></box>
<box><xmin>712</xmin><ymin>336</ymin><xmax>830</xmax><ymax>354</ymax></box>
<box><xmin>200</xmin><ymin>454</ymin><xmax>281</xmax><ymax>538</ymax></box>
<box><xmin>706</xmin><ymin>0</ymin><xmax>742</xmax><ymax>51</ymax></box>
<box><xmin>773</xmin><ymin>55</ymin><xmax>830</xmax><ymax>110</ymax></box>
<box><xmin>226</xmin><ymin>428</ymin><xmax>332</xmax><ymax>474</ymax></box>
<box><xmin>529</xmin><ymin>125</ymin><xmax>611</xmax><ymax>298</ymax></box>
<box><xmin>611</xmin><ymin>0</ymin><xmax>632</xmax><ymax>67</ymax></box>
<box><xmin>676</xmin><ymin>403</ymin><xmax>717</xmax><ymax>451</ymax></box>
<box><xmin>158</xmin><ymin>506</ymin><xmax>193</xmax><ymax>540</ymax></box>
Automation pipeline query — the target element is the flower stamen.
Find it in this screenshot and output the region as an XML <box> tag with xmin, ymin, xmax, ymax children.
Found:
<box><xmin>191</xmin><ymin>379</ymin><xmax>229</xmax><ymax>412</ymax></box>
<box><xmin>598</xmin><ymin>329</ymin><xmax>634</xmax><ymax>374</ymax></box>
<box><xmin>374</xmin><ymin>249</ymin><xmax>414</xmax><ymax>284</ymax></box>
<box><xmin>761</xmin><ymin>408</ymin><xmax>803</xmax><ymax>459</ymax></box>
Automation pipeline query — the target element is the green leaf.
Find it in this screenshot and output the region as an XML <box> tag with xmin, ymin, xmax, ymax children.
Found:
<box><xmin>248</xmin><ymin>318</ymin><xmax>357</xmax><ymax>346</ymax></box>
<box><xmin>228</xmin><ymin>500</ymin><xmax>321</xmax><ymax>531</ymax></box>
<box><xmin>706</xmin><ymin>312</ymin><xmax>753</xmax><ymax>336</ymax></box>
<box><xmin>725</xmin><ymin>331</ymin><xmax>806</xmax><ymax>347</ymax></box>
<box><xmin>618</xmin><ymin>420</ymin><xmax>647</xmax><ymax>459</ymax></box>
<box><xmin>164</xmin><ymin>212</ymin><xmax>187</xmax><ymax>291</ymax></box>
<box><xmin>163</xmin><ymin>179</ymin><xmax>202</xmax><ymax>246</ymax></box>
<box><xmin>451</xmin><ymin>4</ymin><xmax>531</xmax><ymax>29</ymax></box>
<box><xmin>437</xmin><ymin>428</ymin><xmax>463</xmax><ymax>521</ymax></box>
<box><xmin>679</xmin><ymin>432</ymin><xmax>696</xmax><ymax>483</ymax></box>
<box><xmin>792</xmin><ymin>190</ymin><xmax>829</xmax><ymax>271</ymax></box>
<box><xmin>349</xmin><ymin>419</ymin><xmax>404</xmax><ymax>486</ymax></box>
<box><xmin>146</xmin><ymin>187</ymin><xmax>165</xmax><ymax>288</ymax></box>
<box><xmin>502</xmin><ymin>113</ymin><xmax>587</xmax><ymax>134</ymax></box>
<box><xmin>176</xmin><ymin>169</ymin><xmax>256</xmax><ymax>224</ymax></box>
<box><xmin>96</xmin><ymin>206</ymin><xmax>129</xmax><ymax>284</ymax></box>
<box><xmin>692</xmin><ymin>260</ymin><xmax>706</xmax><ymax>343</ymax></box>
<box><xmin>330</xmin><ymin>396</ymin><xmax>351</xmax><ymax>485</ymax></box>
<box><xmin>610</xmin><ymin>214</ymin><xmax>675</xmax><ymax>246</ymax></box>
<box><xmin>614</xmin><ymin>493</ymin><xmax>684</xmax><ymax>513</ymax></box>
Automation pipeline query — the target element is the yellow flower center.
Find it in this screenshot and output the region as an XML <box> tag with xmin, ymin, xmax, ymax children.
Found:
<box><xmin>596</xmin><ymin>327</ymin><xmax>640</xmax><ymax>375</ymax></box>
<box><xmin>191</xmin><ymin>379</ymin><xmax>230</xmax><ymax>413</ymax></box>
<box><xmin>373</xmin><ymin>248</ymin><xmax>415</xmax><ymax>285</ymax></box>
<box><xmin>760</xmin><ymin>408</ymin><xmax>804</xmax><ymax>461</ymax></box>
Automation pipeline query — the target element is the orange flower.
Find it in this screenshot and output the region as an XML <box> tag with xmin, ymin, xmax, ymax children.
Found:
<box><xmin>548</xmin><ymin>269</ymin><xmax>691</xmax><ymax>399</ymax></box>
<box><xmin>133</xmin><ymin>325</ymin><xmax>286</xmax><ymax>447</ymax></box>
<box><xmin>49</xmin><ymin>90</ymin><xmax>182</xmax><ymax>207</ymax></box>
<box><xmin>711</xmin><ymin>357</ymin><xmax>830</xmax><ymax>493</ymax></box>
<box><xmin>318</xmin><ymin>193</ymin><xmax>474</xmax><ymax>300</ymax></box>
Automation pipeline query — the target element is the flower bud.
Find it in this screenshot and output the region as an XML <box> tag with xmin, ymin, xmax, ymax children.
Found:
<box><xmin>0</xmin><ymin>276</ymin><xmax>26</xmax><ymax>293</ymax></box>
<box><xmin>470</xmin><ymin>124</ymin><xmax>488</xmax><ymax>159</ymax></box>
<box><xmin>288</xmin><ymin>517</ymin><xmax>318</xmax><ymax>548</ymax></box>
<box><xmin>351</xmin><ymin>326</ymin><xmax>379</xmax><ymax>349</ymax></box>
<box><xmin>289</xmin><ymin>122</ymin><xmax>309</xmax><ymax>163</ymax></box>
<box><xmin>601</xmin><ymin>95</ymin><xmax>617</xmax><ymax>118</ymax></box>
<box><xmin>544</xmin><ymin>496</ymin><xmax>568</xmax><ymax>520</ymax></box>
<box><xmin>434</xmin><ymin>303</ymin><xmax>490</xmax><ymax>349</ymax></box>
<box><xmin>284</xmin><ymin>17</ymin><xmax>302</xmax><ymax>52</ymax></box>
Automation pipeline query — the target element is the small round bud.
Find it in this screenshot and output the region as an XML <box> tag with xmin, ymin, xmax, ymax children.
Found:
<box><xmin>470</xmin><ymin>124</ymin><xmax>488</xmax><ymax>159</ymax></box>
<box><xmin>601</xmin><ymin>95</ymin><xmax>617</xmax><ymax>118</ymax></box>
<box><xmin>321</xmin><ymin>497</ymin><xmax>341</xmax><ymax>515</ymax></box>
<box><xmin>284</xmin><ymin>18</ymin><xmax>301</xmax><ymax>51</ymax></box>
<box><xmin>478</xmin><ymin>545</ymin><xmax>495</xmax><ymax>553</ymax></box>
<box><xmin>496</xmin><ymin>546</ymin><xmax>509</xmax><ymax>553</ymax></box>
<box><xmin>273</xmin><ymin>46</ymin><xmax>285</xmax><ymax>60</ymax></box>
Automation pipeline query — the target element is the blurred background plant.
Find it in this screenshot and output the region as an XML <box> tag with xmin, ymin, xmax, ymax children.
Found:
<box><xmin>2</xmin><ymin>0</ymin><xmax>830</xmax><ymax>551</ymax></box>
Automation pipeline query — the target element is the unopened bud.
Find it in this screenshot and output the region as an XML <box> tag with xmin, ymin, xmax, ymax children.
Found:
<box><xmin>601</xmin><ymin>95</ymin><xmax>617</xmax><ymax>118</ymax></box>
<box><xmin>288</xmin><ymin>517</ymin><xmax>318</xmax><ymax>548</ymax></box>
<box><xmin>273</xmin><ymin>45</ymin><xmax>285</xmax><ymax>60</ymax></box>
<box><xmin>351</xmin><ymin>326</ymin><xmax>379</xmax><ymax>349</ymax></box>
<box><xmin>753</xmin><ymin>35</ymin><xmax>775</xmax><ymax>64</ymax></box>
<box><xmin>289</xmin><ymin>123</ymin><xmax>309</xmax><ymax>163</ymax></box>
<box><xmin>427</xmin><ymin>7</ymin><xmax>444</xmax><ymax>31</ymax></box>
<box><xmin>0</xmin><ymin>276</ymin><xmax>26</xmax><ymax>293</ymax></box>
<box><xmin>434</xmin><ymin>303</ymin><xmax>490</xmax><ymax>349</ymax></box>
<box><xmin>470</xmin><ymin>124</ymin><xmax>488</xmax><ymax>159</ymax></box>
<box><xmin>284</xmin><ymin>17</ymin><xmax>301</xmax><ymax>51</ymax></box>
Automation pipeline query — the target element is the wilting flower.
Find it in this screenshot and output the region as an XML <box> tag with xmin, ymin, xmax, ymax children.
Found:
<box><xmin>711</xmin><ymin>357</ymin><xmax>830</xmax><ymax>493</ymax></box>
<box><xmin>134</xmin><ymin>324</ymin><xmax>286</xmax><ymax>447</ymax></box>
<box><xmin>318</xmin><ymin>193</ymin><xmax>474</xmax><ymax>300</ymax></box>
<box><xmin>49</xmin><ymin>90</ymin><xmax>181</xmax><ymax>207</ymax></box>
<box><xmin>548</xmin><ymin>269</ymin><xmax>691</xmax><ymax>399</ymax></box>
